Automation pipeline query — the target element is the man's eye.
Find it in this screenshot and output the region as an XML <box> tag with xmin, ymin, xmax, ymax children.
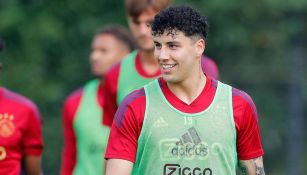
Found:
<box><xmin>155</xmin><ymin>44</ymin><xmax>161</xmax><ymax>49</ymax></box>
<box><xmin>169</xmin><ymin>44</ymin><xmax>178</xmax><ymax>48</ymax></box>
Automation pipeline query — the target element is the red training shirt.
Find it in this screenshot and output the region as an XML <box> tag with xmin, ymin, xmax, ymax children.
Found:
<box><xmin>105</xmin><ymin>76</ymin><xmax>264</xmax><ymax>162</ymax></box>
<box><xmin>0</xmin><ymin>87</ymin><xmax>43</xmax><ymax>175</ymax></box>
<box><xmin>102</xmin><ymin>52</ymin><xmax>219</xmax><ymax>126</ymax></box>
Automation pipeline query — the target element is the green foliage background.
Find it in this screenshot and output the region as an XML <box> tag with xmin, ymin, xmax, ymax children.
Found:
<box><xmin>0</xmin><ymin>0</ymin><xmax>306</xmax><ymax>174</ymax></box>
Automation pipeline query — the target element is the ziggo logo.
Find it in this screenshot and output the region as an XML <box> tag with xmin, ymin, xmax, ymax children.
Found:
<box><xmin>163</xmin><ymin>164</ymin><xmax>212</xmax><ymax>175</ymax></box>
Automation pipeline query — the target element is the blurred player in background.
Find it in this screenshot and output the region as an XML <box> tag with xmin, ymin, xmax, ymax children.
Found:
<box><xmin>0</xmin><ymin>38</ymin><xmax>43</xmax><ymax>175</ymax></box>
<box><xmin>102</xmin><ymin>0</ymin><xmax>219</xmax><ymax>127</ymax></box>
<box><xmin>60</xmin><ymin>26</ymin><xmax>135</xmax><ymax>175</ymax></box>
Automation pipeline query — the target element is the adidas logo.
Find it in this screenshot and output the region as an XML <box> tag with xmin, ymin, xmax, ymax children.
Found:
<box><xmin>171</xmin><ymin>127</ymin><xmax>208</xmax><ymax>158</ymax></box>
<box><xmin>176</xmin><ymin>127</ymin><xmax>201</xmax><ymax>145</ymax></box>
<box><xmin>154</xmin><ymin>117</ymin><xmax>168</xmax><ymax>127</ymax></box>
<box><xmin>159</xmin><ymin>127</ymin><xmax>209</xmax><ymax>161</ymax></box>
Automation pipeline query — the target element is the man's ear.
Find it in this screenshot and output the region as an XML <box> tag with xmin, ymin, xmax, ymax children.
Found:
<box><xmin>195</xmin><ymin>38</ymin><xmax>205</xmax><ymax>57</ymax></box>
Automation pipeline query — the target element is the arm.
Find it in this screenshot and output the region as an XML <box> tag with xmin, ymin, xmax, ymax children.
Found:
<box><xmin>23</xmin><ymin>105</ymin><xmax>44</xmax><ymax>175</ymax></box>
<box><xmin>24</xmin><ymin>155</ymin><xmax>43</xmax><ymax>175</ymax></box>
<box><xmin>104</xmin><ymin>89</ymin><xmax>146</xmax><ymax>174</ymax></box>
<box><xmin>233</xmin><ymin>89</ymin><xmax>265</xmax><ymax>175</ymax></box>
<box><xmin>238</xmin><ymin>156</ymin><xmax>265</xmax><ymax>175</ymax></box>
<box><xmin>60</xmin><ymin>91</ymin><xmax>81</xmax><ymax>175</ymax></box>
<box><xmin>105</xmin><ymin>159</ymin><xmax>133</xmax><ymax>175</ymax></box>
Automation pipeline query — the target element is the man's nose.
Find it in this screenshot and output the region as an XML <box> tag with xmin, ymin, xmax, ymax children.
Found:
<box><xmin>90</xmin><ymin>51</ymin><xmax>100</xmax><ymax>61</ymax></box>
<box><xmin>157</xmin><ymin>47</ymin><xmax>169</xmax><ymax>61</ymax></box>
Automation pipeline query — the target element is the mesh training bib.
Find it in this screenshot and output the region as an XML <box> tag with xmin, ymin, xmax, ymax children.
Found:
<box><xmin>117</xmin><ymin>50</ymin><xmax>159</xmax><ymax>105</ymax></box>
<box><xmin>132</xmin><ymin>80</ymin><xmax>237</xmax><ymax>175</ymax></box>
<box><xmin>73</xmin><ymin>79</ymin><xmax>109</xmax><ymax>175</ymax></box>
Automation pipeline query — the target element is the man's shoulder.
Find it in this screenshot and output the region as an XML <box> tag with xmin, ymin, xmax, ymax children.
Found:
<box><xmin>113</xmin><ymin>88</ymin><xmax>146</xmax><ymax>127</ymax></box>
<box><xmin>2</xmin><ymin>88</ymin><xmax>41</xmax><ymax>119</ymax></box>
<box><xmin>231</xmin><ymin>86</ymin><xmax>258</xmax><ymax>118</ymax></box>
<box><xmin>64</xmin><ymin>88</ymin><xmax>83</xmax><ymax>106</ymax></box>
<box><xmin>118</xmin><ymin>88</ymin><xmax>146</xmax><ymax>109</ymax></box>
<box><xmin>217</xmin><ymin>82</ymin><xmax>255</xmax><ymax>105</ymax></box>
<box><xmin>232</xmin><ymin>87</ymin><xmax>256</xmax><ymax>105</ymax></box>
<box><xmin>216</xmin><ymin>81</ymin><xmax>257</xmax><ymax>113</ymax></box>
<box><xmin>3</xmin><ymin>88</ymin><xmax>38</xmax><ymax>111</ymax></box>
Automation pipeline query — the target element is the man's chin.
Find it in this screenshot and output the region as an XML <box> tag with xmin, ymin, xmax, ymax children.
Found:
<box><xmin>162</xmin><ymin>75</ymin><xmax>177</xmax><ymax>84</ymax></box>
<box><xmin>91</xmin><ymin>69</ymin><xmax>104</xmax><ymax>77</ymax></box>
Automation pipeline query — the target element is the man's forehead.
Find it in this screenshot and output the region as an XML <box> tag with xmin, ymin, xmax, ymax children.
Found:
<box><xmin>153</xmin><ymin>30</ymin><xmax>185</xmax><ymax>41</ymax></box>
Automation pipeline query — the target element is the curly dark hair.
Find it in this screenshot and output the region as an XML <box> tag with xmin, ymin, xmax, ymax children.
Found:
<box><xmin>151</xmin><ymin>5</ymin><xmax>209</xmax><ymax>40</ymax></box>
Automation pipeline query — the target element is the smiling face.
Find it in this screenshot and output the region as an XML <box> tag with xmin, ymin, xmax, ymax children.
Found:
<box><xmin>153</xmin><ymin>30</ymin><xmax>205</xmax><ymax>84</ymax></box>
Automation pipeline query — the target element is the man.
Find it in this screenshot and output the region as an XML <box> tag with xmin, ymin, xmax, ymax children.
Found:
<box><xmin>60</xmin><ymin>26</ymin><xmax>135</xmax><ymax>175</ymax></box>
<box><xmin>105</xmin><ymin>6</ymin><xmax>265</xmax><ymax>175</ymax></box>
<box><xmin>0</xmin><ymin>38</ymin><xmax>43</xmax><ymax>175</ymax></box>
<box><xmin>102</xmin><ymin>0</ymin><xmax>219</xmax><ymax>127</ymax></box>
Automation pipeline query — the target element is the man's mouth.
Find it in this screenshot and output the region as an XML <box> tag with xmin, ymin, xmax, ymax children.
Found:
<box><xmin>161</xmin><ymin>64</ymin><xmax>176</xmax><ymax>69</ymax></box>
<box><xmin>160</xmin><ymin>64</ymin><xmax>177</xmax><ymax>74</ymax></box>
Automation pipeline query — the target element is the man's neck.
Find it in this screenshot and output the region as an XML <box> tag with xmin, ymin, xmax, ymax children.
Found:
<box><xmin>167</xmin><ymin>66</ymin><xmax>206</xmax><ymax>105</ymax></box>
<box><xmin>139</xmin><ymin>50</ymin><xmax>160</xmax><ymax>75</ymax></box>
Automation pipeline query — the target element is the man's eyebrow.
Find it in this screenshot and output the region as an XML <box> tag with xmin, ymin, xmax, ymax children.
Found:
<box><xmin>153</xmin><ymin>41</ymin><xmax>161</xmax><ymax>45</ymax></box>
<box><xmin>166</xmin><ymin>41</ymin><xmax>180</xmax><ymax>45</ymax></box>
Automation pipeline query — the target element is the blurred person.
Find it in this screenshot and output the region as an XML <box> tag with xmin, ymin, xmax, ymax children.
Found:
<box><xmin>102</xmin><ymin>0</ymin><xmax>219</xmax><ymax>127</ymax></box>
<box><xmin>105</xmin><ymin>5</ymin><xmax>265</xmax><ymax>175</ymax></box>
<box><xmin>0</xmin><ymin>38</ymin><xmax>43</xmax><ymax>175</ymax></box>
<box><xmin>60</xmin><ymin>26</ymin><xmax>135</xmax><ymax>175</ymax></box>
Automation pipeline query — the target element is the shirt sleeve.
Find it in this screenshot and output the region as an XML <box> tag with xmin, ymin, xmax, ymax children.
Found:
<box><xmin>102</xmin><ymin>63</ymin><xmax>121</xmax><ymax>127</ymax></box>
<box><xmin>233</xmin><ymin>88</ymin><xmax>264</xmax><ymax>160</ymax></box>
<box><xmin>105</xmin><ymin>89</ymin><xmax>145</xmax><ymax>162</ymax></box>
<box><xmin>60</xmin><ymin>90</ymin><xmax>82</xmax><ymax>175</ymax></box>
<box><xmin>22</xmin><ymin>103</ymin><xmax>43</xmax><ymax>156</ymax></box>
